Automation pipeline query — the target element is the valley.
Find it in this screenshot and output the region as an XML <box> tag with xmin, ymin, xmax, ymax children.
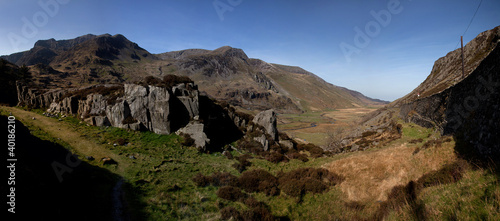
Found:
<box><xmin>278</xmin><ymin>106</ymin><xmax>382</xmax><ymax>147</ymax></box>
<box><xmin>1</xmin><ymin>25</ymin><xmax>499</xmax><ymax>220</ymax></box>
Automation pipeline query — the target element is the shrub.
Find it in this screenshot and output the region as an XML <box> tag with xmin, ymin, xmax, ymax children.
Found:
<box><xmin>243</xmin><ymin>197</ymin><xmax>268</xmax><ymax>209</ymax></box>
<box><xmin>58</xmin><ymin>85</ymin><xmax>124</xmax><ymax>103</ymax></box>
<box><xmin>242</xmin><ymin>206</ymin><xmax>275</xmax><ymax>221</ymax></box>
<box><xmin>238</xmin><ymin>140</ymin><xmax>264</xmax><ymax>155</ymax></box>
<box><xmin>232</xmin><ymin>154</ymin><xmax>253</xmax><ymax>172</ymax></box>
<box><xmin>192</xmin><ymin>173</ymin><xmax>210</xmax><ymax>187</ymax></box>
<box><xmin>210</xmin><ymin>172</ymin><xmax>239</xmax><ymax>187</ymax></box>
<box><xmin>144</xmin><ymin>76</ymin><xmax>162</xmax><ymax>86</ymax></box>
<box><xmin>308</xmin><ymin>146</ymin><xmax>325</xmax><ymax>158</ymax></box>
<box><xmin>217</xmin><ymin>186</ymin><xmax>246</xmax><ymax>201</ymax></box>
<box><xmin>297</xmin><ymin>143</ymin><xmax>325</xmax><ymax>158</ymax></box>
<box><xmin>280</xmin><ymin>179</ymin><xmax>304</xmax><ymax>197</ymax></box>
<box><xmin>302</xmin><ymin>177</ymin><xmax>328</xmax><ymax>194</ymax></box>
<box><xmin>114</xmin><ymin>138</ymin><xmax>127</xmax><ymax>146</ymax></box>
<box><xmin>278</xmin><ymin>132</ymin><xmax>291</xmax><ymax>140</ymax></box>
<box><xmin>192</xmin><ymin>172</ymin><xmax>239</xmax><ymax>187</ymax></box>
<box><xmin>220</xmin><ymin>207</ymin><xmax>242</xmax><ymax>221</ymax></box>
<box><xmin>162</xmin><ymin>74</ymin><xmax>193</xmax><ymax>87</ymax></box>
<box><xmin>277</xmin><ymin>168</ymin><xmax>344</xmax><ymax>198</ymax></box>
<box><xmin>265</xmin><ymin>152</ymin><xmax>289</xmax><ymax>164</ymax></box>
<box><xmin>239</xmin><ymin>169</ymin><xmax>279</xmax><ymax>195</ymax></box>
<box><xmin>181</xmin><ymin>133</ymin><xmax>195</xmax><ymax>147</ymax></box>
<box><xmin>287</xmin><ymin>152</ymin><xmax>309</xmax><ymax>162</ymax></box>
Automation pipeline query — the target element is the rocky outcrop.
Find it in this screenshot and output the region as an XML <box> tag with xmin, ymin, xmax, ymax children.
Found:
<box><xmin>393</xmin><ymin>26</ymin><xmax>500</xmax><ymax>106</ymax></box>
<box><xmin>16</xmin><ymin>80</ymin><xmax>248</xmax><ymax>151</ymax></box>
<box><xmin>400</xmin><ymin>43</ymin><xmax>500</xmax><ymax>159</ymax></box>
<box><xmin>176</xmin><ymin>122</ymin><xmax>210</xmax><ymax>151</ymax></box>
<box><xmin>252</xmin><ymin>109</ymin><xmax>278</xmax><ymax>141</ymax></box>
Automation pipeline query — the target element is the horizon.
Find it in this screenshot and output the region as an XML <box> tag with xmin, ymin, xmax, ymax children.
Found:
<box><xmin>1</xmin><ymin>0</ymin><xmax>499</xmax><ymax>101</ymax></box>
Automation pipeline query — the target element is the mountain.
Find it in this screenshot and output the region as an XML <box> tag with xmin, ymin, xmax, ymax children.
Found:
<box><xmin>156</xmin><ymin>46</ymin><xmax>388</xmax><ymax>112</ymax></box>
<box><xmin>358</xmin><ymin>25</ymin><xmax>500</xmax><ymax>160</ymax></box>
<box><xmin>1</xmin><ymin>34</ymin><xmax>157</xmax><ymax>87</ymax></box>
<box><xmin>1</xmin><ymin>34</ymin><xmax>387</xmax><ymax>112</ymax></box>
<box><xmin>391</xmin><ymin>26</ymin><xmax>500</xmax><ymax>106</ymax></box>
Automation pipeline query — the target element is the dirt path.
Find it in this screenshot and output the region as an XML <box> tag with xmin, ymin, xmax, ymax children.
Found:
<box><xmin>112</xmin><ymin>178</ymin><xmax>127</xmax><ymax>221</ymax></box>
<box><xmin>0</xmin><ymin>106</ymin><xmax>126</xmax><ymax>168</ymax></box>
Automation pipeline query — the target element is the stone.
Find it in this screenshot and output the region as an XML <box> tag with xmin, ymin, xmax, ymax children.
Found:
<box><xmin>177</xmin><ymin>122</ymin><xmax>210</xmax><ymax>151</ymax></box>
<box><xmin>94</xmin><ymin>116</ymin><xmax>111</xmax><ymax>127</ymax></box>
<box><xmin>279</xmin><ymin>140</ymin><xmax>294</xmax><ymax>150</ymax></box>
<box><xmin>252</xmin><ymin>109</ymin><xmax>278</xmax><ymax>141</ymax></box>
<box><xmin>350</xmin><ymin>144</ymin><xmax>359</xmax><ymax>152</ymax></box>
<box><xmin>254</xmin><ymin>134</ymin><xmax>269</xmax><ymax>151</ymax></box>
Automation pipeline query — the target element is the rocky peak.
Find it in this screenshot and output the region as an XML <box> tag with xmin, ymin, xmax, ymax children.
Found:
<box><xmin>211</xmin><ymin>46</ymin><xmax>249</xmax><ymax>60</ymax></box>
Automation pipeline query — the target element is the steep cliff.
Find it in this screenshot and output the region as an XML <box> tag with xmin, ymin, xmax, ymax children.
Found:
<box><xmin>399</xmin><ymin>43</ymin><xmax>500</xmax><ymax>159</ymax></box>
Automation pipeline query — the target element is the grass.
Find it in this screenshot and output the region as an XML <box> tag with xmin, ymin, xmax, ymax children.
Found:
<box><xmin>1</xmin><ymin>106</ymin><xmax>238</xmax><ymax>220</ymax></box>
<box><xmin>278</xmin><ymin>108</ymin><xmax>379</xmax><ymax>147</ymax></box>
<box><xmin>3</xmin><ymin>106</ymin><xmax>499</xmax><ymax>220</ymax></box>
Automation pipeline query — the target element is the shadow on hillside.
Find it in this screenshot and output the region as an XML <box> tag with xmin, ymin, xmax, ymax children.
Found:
<box><xmin>199</xmin><ymin>96</ymin><xmax>244</xmax><ymax>151</ymax></box>
<box><xmin>453</xmin><ymin>132</ymin><xmax>500</xmax><ymax>180</ymax></box>
<box><xmin>2</xmin><ymin>115</ymin><xmax>147</xmax><ymax>221</ymax></box>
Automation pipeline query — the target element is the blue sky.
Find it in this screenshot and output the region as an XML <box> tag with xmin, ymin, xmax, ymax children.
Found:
<box><xmin>1</xmin><ymin>0</ymin><xmax>499</xmax><ymax>101</ymax></box>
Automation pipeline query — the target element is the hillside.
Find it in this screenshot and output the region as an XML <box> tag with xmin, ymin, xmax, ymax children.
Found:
<box><xmin>157</xmin><ymin>46</ymin><xmax>387</xmax><ymax>112</ymax></box>
<box><xmin>392</xmin><ymin>26</ymin><xmax>500</xmax><ymax>106</ymax></box>
<box><xmin>2</xmin><ymin>34</ymin><xmax>387</xmax><ymax>112</ymax></box>
<box><xmin>2</xmin><ymin>26</ymin><xmax>500</xmax><ymax>220</ymax></box>
<box><xmin>353</xmin><ymin>25</ymin><xmax>500</xmax><ymax>160</ymax></box>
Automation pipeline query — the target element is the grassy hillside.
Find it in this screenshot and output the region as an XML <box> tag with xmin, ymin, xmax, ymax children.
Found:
<box><xmin>3</xmin><ymin>105</ymin><xmax>498</xmax><ymax>220</ymax></box>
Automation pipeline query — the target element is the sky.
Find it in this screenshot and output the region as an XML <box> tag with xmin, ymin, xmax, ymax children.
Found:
<box><xmin>1</xmin><ymin>0</ymin><xmax>499</xmax><ymax>101</ymax></box>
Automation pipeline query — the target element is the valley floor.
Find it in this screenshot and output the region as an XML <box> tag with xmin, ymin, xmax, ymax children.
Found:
<box><xmin>2</xmin><ymin>106</ymin><xmax>499</xmax><ymax>220</ymax></box>
<box><xmin>277</xmin><ymin>107</ymin><xmax>380</xmax><ymax>146</ymax></box>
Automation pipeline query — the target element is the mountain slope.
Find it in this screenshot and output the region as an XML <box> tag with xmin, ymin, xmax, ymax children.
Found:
<box><xmin>2</xmin><ymin>34</ymin><xmax>387</xmax><ymax>112</ymax></box>
<box><xmin>157</xmin><ymin>46</ymin><xmax>387</xmax><ymax>112</ymax></box>
<box><xmin>392</xmin><ymin>26</ymin><xmax>500</xmax><ymax>106</ymax></box>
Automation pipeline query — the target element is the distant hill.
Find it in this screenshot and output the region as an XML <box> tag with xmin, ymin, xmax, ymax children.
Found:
<box><xmin>1</xmin><ymin>34</ymin><xmax>387</xmax><ymax>112</ymax></box>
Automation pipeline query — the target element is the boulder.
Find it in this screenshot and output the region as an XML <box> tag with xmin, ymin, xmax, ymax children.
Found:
<box><xmin>279</xmin><ymin>140</ymin><xmax>294</xmax><ymax>150</ymax></box>
<box><xmin>176</xmin><ymin>122</ymin><xmax>210</xmax><ymax>151</ymax></box>
<box><xmin>253</xmin><ymin>134</ymin><xmax>269</xmax><ymax>151</ymax></box>
<box><xmin>147</xmin><ymin>85</ymin><xmax>172</xmax><ymax>134</ymax></box>
<box><xmin>252</xmin><ymin>109</ymin><xmax>278</xmax><ymax>141</ymax></box>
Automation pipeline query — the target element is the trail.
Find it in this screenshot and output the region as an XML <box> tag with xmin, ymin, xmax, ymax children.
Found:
<box><xmin>112</xmin><ymin>179</ymin><xmax>127</xmax><ymax>221</ymax></box>
<box><xmin>0</xmin><ymin>106</ymin><xmax>129</xmax><ymax>220</ymax></box>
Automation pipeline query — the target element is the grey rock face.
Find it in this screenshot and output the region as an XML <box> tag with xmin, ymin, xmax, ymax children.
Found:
<box><xmin>252</xmin><ymin>109</ymin><xmax>278</xmax><ymax>141</ymax></box>
<box><xmin>176</xmin><ymin>122</ymin><xmax>210</xmax><ymax>151</ymax></box>
<box><xmin>254</xmin><ymin>134</ymin><xmax>269</xmax><ymax>151</ymax></box>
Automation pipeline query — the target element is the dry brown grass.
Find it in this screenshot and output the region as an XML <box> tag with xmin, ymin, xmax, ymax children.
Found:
<box><xmin>326</xmin><ymin>141</ymin><xmax>457</xmax><ymax>202</ymax></box>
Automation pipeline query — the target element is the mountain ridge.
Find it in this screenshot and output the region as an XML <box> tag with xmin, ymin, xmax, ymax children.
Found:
<box><xmin>1</xmin><ymin>34</ymin><xmax>388</xmax><ymax>112</ymax></box>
